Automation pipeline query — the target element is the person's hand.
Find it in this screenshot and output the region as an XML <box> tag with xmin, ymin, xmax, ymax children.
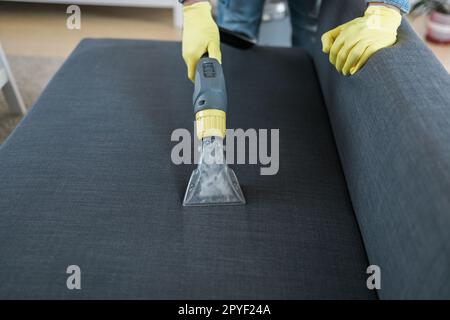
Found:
<box><xmin>182</xmin><ymin>1</ymin><xmax>221</xmax><ymax>81</ymax></box>
<box><xmin>321</xmin><ymin>5</ymin><xmax>402</xmax><ymax>76</ymax></box>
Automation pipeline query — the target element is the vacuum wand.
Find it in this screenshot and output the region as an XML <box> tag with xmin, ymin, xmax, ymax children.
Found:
<box><xmin>182</xmin><ymin>55</ymin><xmax>246</xmax><ymax>206</ymax></box>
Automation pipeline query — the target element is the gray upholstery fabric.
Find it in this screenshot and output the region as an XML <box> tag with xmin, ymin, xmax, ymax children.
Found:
<box><xmin>0</xmin><ymin>39</ymin><xmax>374</xmax><ymax>299</ymax></box>
<box><xmin>308</xmin><ymin>0</ymin><xmax>450</xmax><ymax>299</ymax></box>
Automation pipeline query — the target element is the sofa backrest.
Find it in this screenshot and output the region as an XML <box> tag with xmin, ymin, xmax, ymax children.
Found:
<box><xmin>308</xmin><ymin>0</ymin><xmax>450</xmax><ymax>299</ymax></box>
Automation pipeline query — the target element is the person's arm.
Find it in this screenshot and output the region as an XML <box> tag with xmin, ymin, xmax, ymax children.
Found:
<box><xmin>181</xmin><ymin>0</ymin><xmax>221</xmax><ymax>81</ymax></box>
<box><xmin>182</xmin><ymin>0</ymin><xmax>208</xmax><ymax>6</ymax></box>
<box><xmin>366</xmin><ymin>0</ymin><xmax>410</xmax><ymax>14</ymax></box>
<box><xmin>321</xmin><ymin>1</ymin><xmax>404</xmax><ymax>75</ymax></box>
<box><xmin>367</xmin><ymin>2</ymin><xmax>401</xmax><ymax>13</ymax></box>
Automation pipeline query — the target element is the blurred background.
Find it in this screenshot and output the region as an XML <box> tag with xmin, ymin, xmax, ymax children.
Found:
<box><xmin>0</xmin><ymin>0</ymin><xmax>449</xmax><ymax>143</ymax></box>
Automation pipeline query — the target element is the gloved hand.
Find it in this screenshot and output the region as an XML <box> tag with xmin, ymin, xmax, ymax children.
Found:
<box><xmin>321</xmin><ymin>5</ymin><xmax>402</xmax><ymax>76</ymax></box>
<box><xmin>182</xmin><ymin>2</ymin><xmax>222</xmax><ymax>81</ymax></box>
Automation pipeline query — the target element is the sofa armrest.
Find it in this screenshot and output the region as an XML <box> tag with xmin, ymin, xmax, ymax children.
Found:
<box><xmin>310</xmin><ymin>0</ymin><xmax>450</xmax><ymax>299</ymax></box>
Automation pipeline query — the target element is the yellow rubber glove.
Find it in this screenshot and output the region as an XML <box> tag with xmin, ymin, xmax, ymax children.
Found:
<box><xmin>182</xmin><ymin>2</ymin><xmax>222</xmax><ymax>81</ymax></box>
<box><xmin>321</xmin><ymin>5</ymin><xmax>402</xmax><ymax>76</ymax></box>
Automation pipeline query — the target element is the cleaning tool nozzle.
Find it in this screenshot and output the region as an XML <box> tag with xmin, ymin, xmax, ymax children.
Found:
<box><xmin>183</xmin><ymin>136</ymin><xmax>245</xmax><ymax>206</ymax></box>
<box><xmin>183</xmin><ymin>55</ymin><xmax>246</xmax><ymax>206</ymax></box>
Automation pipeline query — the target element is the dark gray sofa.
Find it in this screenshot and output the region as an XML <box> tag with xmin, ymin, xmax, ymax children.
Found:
<box><xmin>0</xmin><ymin>0</ymin><xmax>449</xmax><ymax>299</ymax></box>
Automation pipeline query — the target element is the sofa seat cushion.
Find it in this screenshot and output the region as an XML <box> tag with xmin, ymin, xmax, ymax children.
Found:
<box><xmin>0</xmin><ymin>39</ymin><xmax>374</xmax><ymax>299</ymax></box>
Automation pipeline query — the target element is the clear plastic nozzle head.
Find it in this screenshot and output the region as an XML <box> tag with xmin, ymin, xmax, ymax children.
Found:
<box><xmin>182</xmin><ymin>136</ymin><xmax>246</xmax><ymax>207</ymax></box>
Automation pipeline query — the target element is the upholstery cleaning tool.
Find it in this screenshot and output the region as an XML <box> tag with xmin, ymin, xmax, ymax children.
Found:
<box><xmin>183</xmin><ymin>55</ymin><xmax>246</xmax><ymax>206</ymax></box>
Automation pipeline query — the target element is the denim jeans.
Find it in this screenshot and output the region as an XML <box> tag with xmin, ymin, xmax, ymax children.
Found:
<box><xmin>216</xmin><ymin>0</ymin><xmax>323</xmax><ymax>47</ymax></box>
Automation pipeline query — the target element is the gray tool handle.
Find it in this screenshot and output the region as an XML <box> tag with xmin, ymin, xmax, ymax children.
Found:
<box><xmin>193</xmin><ymin>56</ymin><xmax>227</xmax><ymax>114</ymax></box>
